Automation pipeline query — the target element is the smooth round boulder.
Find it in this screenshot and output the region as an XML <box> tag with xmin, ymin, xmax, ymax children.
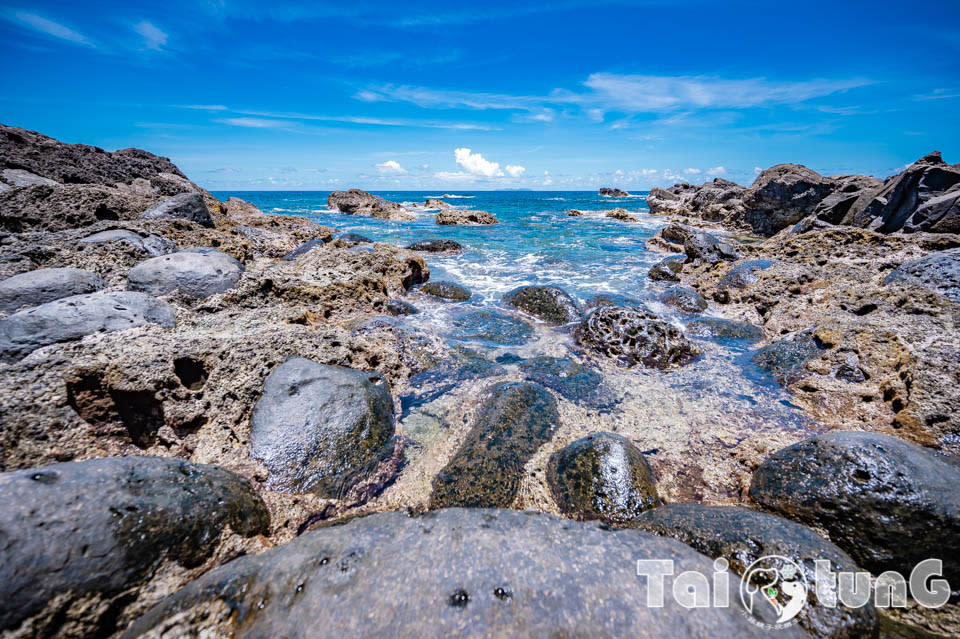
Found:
<box><xmin>405</xmin><ymin>239</ymin><xmax>463</xmax><ymax>253</ymax></box>
<box><xmin>0</xmin><ymin>291</ymin><xmax>175</xmax><ymax>363</ymax></box>
<box><xmin>750</xmin><ymin>431</ymin><xmax>960</xmax><ymax>589</ymax></box>
<box><xmin>548</xmin><ymin>432</ymin><xmax>659</xmax><ymax>525</ymax></box>
<box><xmin>648</xmin><ymin>255</ymin><xmax>685</xmax><ymax>282</ymax></box>
<box><xmin>385</xmin><ymin>298</ymin><xmax>419</xmax><ymax>315</ymax></box>
<box><xmin>0</xmin><ymin>456</ymin><xmax>269</xmax><ymax>638</ymax></box>
<box><xmin>122</xmin><ymin>508</ymin><xmax>801</xmax><ymax>639</ymax></box>
<box><xmin>419</xmin><ymin>280</ymin><xmax>471</xmax><ymax>301</ymax></box>
<box><xmin>0</xmin><ymin>267</ymin><xmax>104</xmax><ymax>313</ymax></box>
<box><xmin>684</xmin><ymin>231</ymin><xmax>740</xmax><ymax>264</ymax></box>
<box><xmin>686</xmin><ymin>317</ymin><xmax>764</xmax><ymax>342</ymax></box>
<box><xmin>503</xmin><ymin>285</ymin><xmax>582</xmax><ymax>325</ymax></box>
<box><xmin>659</xmin><ymin>286</ymin><xmax>708</xmax><ymax>313</ymax></box>
<box><xmin>138</xmin><ymin>192</ymin><xmax>214</xmax><ymax>227</ymax></box>
<box><xmin>883</xmin><ymin>247</ymin><xmax>960</xmax><ymax>303</ymax></box>
<box><xmin>79</xmin><ymin>229</ymin><xmax>176</xmax><ymax>256</ymax></box>
<box><xmin>633</xmin><ymin>504</ymin><xmax>877</xmax><ymax>639</ymax></box>
<box><xmin>752</xmin><ymin>329</ymin><xmax>825</xmax><ymax>385</ymax></box>
<box><xmin>126</xmin><ymin>249</ymin><xmax>243</xmax><ymax>300</ymax></box>
<box><xmin>250</xmin><ymin>357</ymin><xmax>396</xmax><ymax>497</ymax></box>
<box><xmin>336</xmin><ymin>232</ymin><xmax>373</xmax><ymax>245</ymax></box>
<box><xmin>718</xmin><ymin>259</ymin><xmax>776</xmax><ymax>290</ymax></box>
<box><xmin>576</xmin><ymin>304</ymin><xmax>700</xmax><ymax>369</ymax></box>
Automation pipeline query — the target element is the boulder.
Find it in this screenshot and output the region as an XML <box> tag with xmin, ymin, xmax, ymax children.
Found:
<box><xmin>633</xmin><ymin>504</ymin><xmax>878</xmax><ymax>639</ymax></box>
<box><xmin>686</xmin><ymin>317</ymin><xmax>764</xmax><ymax>342</ymax></box>
<box><xmin>684</xmin><ymin>231</ymin><xmax>739</xmax><ymax>264</ymax></box>
<box><xmin>517</xmin><ymin>356</ymin><xmax>604</xmax><ymax>404</ymax></box>
<box><xmin>659</xmin><ymin>286</ymin><xmax>707</xmax><ymax>313</ymax></box>
<box><xmin>717</xmin><ymin>259</ymin><xmax>776</xmax><ymax>290</ymax></box>
<box><xmin>502</xmin><ymin>285</ymin><xmax>582</xmax><ymax>325</ymax></box>
<box><xmin>424</xmin><ymin>198</ymin><xmax>452</xmax><ymax>209</ymax></box>
<box><xmin>567</xmin><ymin>208</ymin><xmax>585</xmax><ymax>216</ymax></box>
<box><xmin>583</xmin><ymin>292</ymin><xmax>644</xmax><ymax>311</ymax></box>
<box><xmin>809</xmin><ymin>174</ymin><xmax>883</xmax><ymax>225</ymax></box>
<box><xmin>223</xmin><ymin>196</ymin><xmax>262</xmax><ymax>217</ymax></box>
<box><xmin>0</xmin><ymin>291</ymin><xmax>175</xmax><ymax>363</ymax></box>
<box><xmin>435</xmin><ymin>209</ymin><xmax>499</xmax><ymax>225</ymax></box>
<box><xmin>548</xmin><ymin>432</ymin><xmax>659</xmax><ymax>525</ymax></box>
<box><xmin>450</xmin><ymin>309</ymin><xmax>533</xmax><ymax>344</ymax></box>
<box><xmin>648</xmin><ymin>255</ymin><xmax>685</xmax><ymax>282</ymax></box>
<box><xmin>752</xmin><ymin>329</ymin><xmax>826</xmax><ymax>385</ymax></box>
<box><xmin>336</xmin><ymin>232</ymin><xmax>373</xmax><ymax>245</ymax></box>
<box><xmin>750</xmin><ymin>432</ymin><xmax>960</xmax><ymax>590</ymax></box>
<box><xmin>0</xmin><ymin>456</ymin><xmax>269</xmax><ymax>638</ymax></box>
<box><xmin>79</xmin><ymin>229</ymin><xmax>176</xmax><ymax>256</ymax></box>
<box><xmin>139</xmin><ymin>192</ymin><xmax>213</xmax><ymax>227</ymax></box>
<box><xmin>122</xmin><ymin>508</ymin><xmax>798</xmax><ymax>639</ymax></box>
<box><xmin>0</xmin><ymin>183</ymin><xmax>154</xmax><ymax>232</ymax></box>
<box><xmin>126</xmin><ymin>249</ymin><xmax>243</xmax><ymax>300</ymax></box>
<box><xmin>576</xmin><ymin>305</ymin><xmax>700</xmax><ymax>369</ymax></box>
<box><xmin>883</xmin><ymin>247</ymin><xmax>960</xmax><ymax>303</ymax></box>
<box><xmin>385</xmin><ymin>299</ymin><xmax>419</xmax><ymax>315</ymax></box>
<box><xmin>405</xmin><ymin>239</ymin><xmax>463</xmax><ymax>253</ymax></box>
<box><xmin>327</xmin><ymin>189</ymin><xmax>415</xmax><ymax>221</ymax></box>
<box><xmin>431</xmin><ymin>382</ymin><xmax>559</xmax><ymax>508</ymax></box>
<box><xmin>742</xmin><ymin>164</ymin><xmax>837</xmax><ymax>236</ymax></box>
<box><xmin>646</xmin><ymin>180</ymin><xmax>745</xmax><ymax>228</ymax></box>
<box><xmin>0</xmin><ymin>268</ymin><xmax>104</xmax><ymax>314</ymax></box>
<box><xmin>599</xmin><ymin>187</ymin><xmax>629</xmax><ymax>197</ymax></box>
<box><xmin>250</xmin><ymin>357</ymin><xmax>396</xmax><ymax>497</ymax></box>
<box><xmin>419</xmin><ymin>281</ymin><xmax>471</xmax><ymax>301</ymax></box>
<box><xmin>604</xmin><ymin>208</ymin><xmax>639</xmax><ymax>221</ymax></box>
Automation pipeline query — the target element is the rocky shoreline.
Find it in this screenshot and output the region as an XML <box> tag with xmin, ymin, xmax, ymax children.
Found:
<box><xmin>1</xmin><ymin>124</ymin><xmax>958</xmax><ymax>638</ymax></box>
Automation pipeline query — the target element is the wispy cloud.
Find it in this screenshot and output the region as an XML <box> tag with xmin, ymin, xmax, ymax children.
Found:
<box><xmin>217</xmin><ymin>117</ymin><xmax>290</xmax><ymax>128</ymax></box>
<box><xmin>179</xmin><ymin>104</ymin><xmax>230</xmax><ymax>111</ymax></box>
<box><xmin>913</xmin><ymin>88</ymin><xmax>960</xmax><ymax>101</ymax></box>
<box><xmin>5</xmin><ymin>10</ymin><xmax>95</xmax><ymax>48</ymax></box>
<box><xmin>227</xmin><ymin>108</ymin><xmax>497</xmax><ymax>130</ymax></box>
<box><xmin>134</xmin><ymin>21</ymin><xmax>168</xmax><ymax>51</ymax></box>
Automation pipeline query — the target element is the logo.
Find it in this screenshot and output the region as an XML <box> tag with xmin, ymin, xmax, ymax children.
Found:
<box><xmin>739</xmin><ymin>555</ymin><xmax>808</xmax><ymax>630</ymax></box>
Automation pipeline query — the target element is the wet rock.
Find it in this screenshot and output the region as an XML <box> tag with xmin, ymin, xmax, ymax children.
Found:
<box><xmin>503</xmin><ymin>285</ymin><xmax>582</xmax><ymax>325</ymax></box>
<box><xmin>250</xmin><ymin>357</ymin><xmax>397</xmax><ymax>497</ymax></box>
<box><xmin>139</xmin><ymin>193</ymin><xmax>214</xmax><ymax>227</ymax></box>
<box><xmin>583</xmin><ymin>292</ymin><xmax>645</xmax><ymax>311</ymax></box>
<box><xmin>0</xmin><ymin>267</ymin><xmax>105</xmax><ymax>314</ymax></box>
<box><xmin>424</xmin><ymin>198</ymin><xmax>452</xmax><ymax>209</ymax></box>
<box><xmin>648</xmin><ymin>255</ymin><xmax>685</xmax><ymax>282</ymax></box>
<box><xmin>435</xmin><ymin>209</ymin><xmax>499</xmax><ymax>225</ymax></box>
<box><xmin>385</xmin><ymin>299</ymin><xmax>419</xmax><ymax>315</ymax></box>
<box><xmin>405</xmin><ymin>239</ymin><xmax>463</xmax><ymax>253</ymax></box>
<box><xmin>0</xmin><ymin>291</ymin><xmax>175</xmax><ymax>363</ymax></box>
<box><xmin>419</xmin><ymin>281</ymin><xmax>471</xmax><ymax>301</ymax></box>
<box><xmin>223</xmin><ymin>196</ymin><xmax>262</xmax><ymax>217</ymax></box>
<box><xmin>122</xmin><ymin>508</ymin><xmax>794</xmax><ymax>639</ymax></box>
<box><xmin>750</xmin><ymin>431</ymin><xmax>960</xmax><ymax>590</ymax></box>
<box><xmin>281</xmin><ymin>238</ymin><xmax>327</xmax><ymax>261</ymax></box>
<box><xmin>599</xmin><ymin>187</ymin><xmax>629</xmax><ymax>197</ymax></box>
<box><xmin>127</xmin><ymin>249</ymin><xmax>243</xmax><ymax>300</ymax></box>
<box><xmin>576</xmin><ymin>304</ymin><xmax>700</xmax><ymax>369</ymax></box>
<box><xmin>336</xmin><ymin>232</ymin><xmax>372</xmax><ymax>245</ymax></box>
<box><xmin>633</xmin><ymin>504</ymin><xmax>878</xmax><ymax>639</ymax></box>
<box><xmin>684</xmin><ymin>230</ymin><xmax>739</xmax><ymax>264</ymax></box>
<box><xmin>883</xmin><ymin>247</ymin><xmax>960</xmax><ymax>303</ymax></box>
<box><xmin>518</xmin><ymin>356</ymin><xmax>604</xmax><ymax>403</ymax></box>
<box><xmin>431</xmin><ymin>382</ymin><xmax>559</xmax><ymax>508</ymax></box>
<box><xmin>548</xmin><ymin>432</ymin><xmax>659</xmax><ymax>525</ymax></box>
<box><xmin>328</xmin><ymin>189</ymin><xmax>415</xmax><ymax>221</ymax></box>
<box><xmin>79</xmin><ymin>229</ymin><xmax>176</xmax><ymax>257</ymax></box>
<box><xmin>408</xmin><ymin>347</ymin><xmax>505</xmax><ymax>395</ymax></box>
<box><xmin>0</xmin><ymin>456</ymin><xmax>269</xmax><ymax>638</ymax></box>
<box><xmin>659</xmin><ymin>286</ymin><xmax>707</xmax><ymax>313</ymax></box>
<box><xmin>686</xmin><ymin>317</ymin><xmax>764</xmax><ymax>342</ymax></box>
<box><xmin>717</xmin><ymin>259</ymin><xmax>776</xmax><ymax>290</ymax></box>
<box><xmin>604</xmin><ymin>208</ymin><xmax>639</xmax><ymax>221</ymax></box>
<box><xmin>742</xmin><ymin>164</ymin><xmax>837</xmax><ymax>236</ymax></box>
<box><xmin>450</xmin><ymin>309</ymin><xmax>533</xmax><ymax>344</ymax></box>
<box><xmin>567</xmin><ymin>208</ymin><xmax>585</xmax><ymax>216</ymax></box>
<box><xmin>752</xmin><ymin>329</ymin><xmax>826</xmax><ymax>385</ymax></box>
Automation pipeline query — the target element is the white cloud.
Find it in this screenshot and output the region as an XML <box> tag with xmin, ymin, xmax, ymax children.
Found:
<box><xmin>433</xmin><ymin>171</ymin><xmax>477</xmax><ymax>182</ymax></box>
<box><xmin>454</xmin><ymin>148</ymin><xmax>503</xmax><ymax>177</ymax></box>
<box><xmin>180</xmin><ymin>104</ymin><xmax>229</xmax><ymax>111</ymax></box>
<box><xmin>375</xmin><ymin>160</ymin><xmax>407</xmax><ymax>175</ymax></box>
<box><xmin>706</xmin><ymin>166</ymin><xmax>727</xmax><ymax>176</ymax></box>
<box><xmin>542</xmin><ymin>170</ymin><xmax>553</xmax><ymax>186</ymax></box>
<box><xmin>134</xmin><ymin>20</ymin><xmax>167</xmax><ymax>50</ymax></box>
<box><xmin>754</xmin><ymin>166</ymin><xmax>764</xmax><ymax>174</ymax></box>
<box><xmin>505</xmin><ymin>165</ymin><xmax>526</xmax><ymax>177</ymax></box>
<box><xmin>683</xmin><ymin>168</ymin><xmax>701</xmax><ymax>174</ymax></box>
<box><xmin>7</xmin><ymin>11</ymin><xmax>95</xmax><ymax>47</ymax></box>
<box><xmin>217</xmin><ymin>117</ymin><xmax>288</xmax><ymax>128</ymax></box>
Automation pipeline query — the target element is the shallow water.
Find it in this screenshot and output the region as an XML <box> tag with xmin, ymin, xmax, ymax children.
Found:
<box><xmin>213</xmin><ymin>190</ymin><xmax>819</xmax><ymax>506</ymax></box>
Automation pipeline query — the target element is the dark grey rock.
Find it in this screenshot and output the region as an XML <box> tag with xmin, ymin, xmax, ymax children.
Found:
<box><xmin>450</xmin><ymin>309</ymin><xmax>533</xmax><ymax>344</ymax></box>
<box><xmin>686</xmin><ymin>317</ymin><xmax>764</xmax><ymax>342</ymax></box>
<box><xmin>281</xmin><ymin>238</ymin><xmax>327</xmax><ymax>261</ymax></box>
<box><xmin>122</xmin><ymin>508</ymin><xmax>797</xmax><ymax>639</ymax></box>
<box><xmin>809</xmin><ymin>174</ymin><xmax>883</xmax><ymax>225</ymax></box>
<box><xmin>576</xmin><ymin>305</ymin><xmax>700</xmax><ymax>369</ymax></box>
<box><xmin>661</xmin><ymin>222</ymin><xmax>694</xmax><ymax>245</ymax></box>
<box><xmin>548</xmin><ymin>432</ymin><xmax>659</xmax><ymax>525</ymax></box>
<box><xmin>0</xmin><ymin>183</ymin><xmax>153</xmax><ymax>233</ymax></box>
<box><xmin>750</xmin><ymin>432</ymin><xmax>960</xmax><ymax>592</ymax></box>
<box><xmin>517</xmin><ymin>356</ymin><xmax>604</xmax><ymax>404</ymax></box>
<box><xmin>328</xmin><ymin>189</ymin><xmax>415</xmax><ymax>221</ymax></box>
<box><xmin>0</xmin><ymin>291</ymin><xmax>175</xmax><ymax>362</ymax></box>
<box><xmin>336</xmin><ymin>232</ymin><xmax>373</xmax><ymax>244</ymax></box>
<box><xmin>633</xmin><ymin>504</ymin><xmax>878</xmax><ymax>639</ymax></box>
<box><xmin>684</xmin><ymin>231</ymin><xmax>739</xmax><ymax>264</ymax></box>
<box><xmin>79</xmin><ymin>229</ymin><xmax>176</xmax><ymax>256</ymax></box>
<box><xmin>883</xmin><ymin>247</ymin><xmax>960</xmax><ymax>303</ymax></box>
<box><xmin>659</xmin><ymin>286</ymin><xmax>707</xmax><ymax>313</ymax></box>
<box><xmin>718</xmin><ymin>259</ymin><xmax>776</xmax><ymax>290</ymax></box>
<box><xmin>419</xmin><ymin>280</ymin><xmax>471</xmax><ymax>301</ymax></box>
<box><xmin>0</xmin><ymin>456</ymin><xmax>269</xmax><ymax>637</ymax></box>
<box><xmin>599</xmin><ymin>187</ymin><xmax>629</xmax><ymax>197</ymax></box>
<box><xmin>649</xmin><ymin>255</ymin><xmax>685</xmax><ymax>282</ymax></box>
<box><xmin>138</xmin><ymin>193</ymin><xmax>213</xmax><ymax>227</ymax></box>
<box><xmin>405</xmin><ymin>239</ymin><xmax>463</xmax><ymax>253</ymax></box>
<box><xmin>752</xmin><ymin>329</ymin><xmax>826</xmax><ymax>385</ymax></box>
<box><xmin>385</xmin><ymin>299</ymin><xmax>419</xmax><ymax>315</ymax></box>
<box><xmin>0</xmin><ymin>267</ymin><xmax>104</xmax><ymax>313</ymax></box>
<box><xmin>743</xmin><ymin>164</ymin><xmax>837</xmax><ymax>236</ymax></box>
<box><xmin>126</xmin><ymin>249</ymin><xmax>243</xmax><ymax>300</ymax></box>
<box><xmin>503</xmin><ymin>285</ymin><xmax>582</xmax><ymax>325</ymax></box>
<box><xmin>250</xmin><ymin>357</ymin><xmax>396</xmax><ymax>497</ymax></box>
<box><xmin>584</xmin><ymin>292</ymin><xmax>645</xmax><ymax>311</ymax></box>
<box><xmin>431</xmin><ymin>382</ymin><xmax>558</xmax><ymax>508</ymax></box>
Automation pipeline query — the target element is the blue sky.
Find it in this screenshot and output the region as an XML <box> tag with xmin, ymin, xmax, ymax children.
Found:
<box><xmin>2</xmin><ymin>1</ymin><xmax>959</xmax><ymax>191</ymax></box>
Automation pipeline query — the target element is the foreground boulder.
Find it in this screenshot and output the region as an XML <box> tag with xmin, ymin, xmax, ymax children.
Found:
<box><xmin>648</xmin><ymin>255</ymin><xmax>685</xmax><ymax>282</ymax></box>
<box><xmin>717</xmin><ymin>259</ymin><xmax>776</xmax><ymax>291</ymax></box>
<box><xmin>138</xmin><ymin>192</ymin><xmax>214</xmax><ymax>227</ymax></box>
<box><xmin>79</xmin><ymin>229</ymin><xmax>175</xmax><ymax>257</ymax></box>
<box><xmin>750</xmin><ymin>431</ymin><xmax>960</xmax><ymax>587</ymax></box>
<box><xmin>0</xmin><ymin>456</ymin><xmax>269</xmax><ymax>638</ymax></box>
<box><xmin>633</xmin><ymin>504</ymin><xmax>878</xmax><ymax>639</ymax></box>
<box><xmin>752</xmin><ymin>329</ymin><xmax>826</xmax><ymax>385</ymax></box>
<box><xmin>576</xmin><ymin>305</ymin><xmax>700</xmax><ymax>368</ymax></box>
<box><xmin>431</xmin><ymin>382</ymin><xmax>558</xmax><ymax>508</ymax></box>
<box><xmin>0</xmin><ymin>291</ymin><xmax>175</xmax><ymax>362</ymax></box>
<box><xmin>436</xmin><ymin>209</ymin><xmax>499</xmax><ymax>225</ymax></box>
<box><xmin>327</xmin><ymin>189</ymin><xmax>415</xmax><ymax>221</ymax></box>
<box><xmin>250</xmin><ymin>357</ymin><xmax>396</xmax><ymax>497</ymax></box>
<box><xmin>659</xmin><ymin>286</ymin><xmax>707</xmax><ymax>313</ymax></box>
<box><xmin>548</xmin><ymin>432</ymin><xmax>659</xmax><ymax>525</ymax></box>
<box><xmin>419</xmin><ymin>281</ymin><xmax>472</xmax><ymax>301</ymax></box>
<box><xmin>883</xmin><ymin>247</ymin><xmax>960</xmax><ymax>303</ymax></box>
<box><xmin>684</xmin><ymin>231</ymin><xmax>739</xmax><ymax>264</ymax></box>
<box><xmin>742</xmin><ymin>164</ymin><xmax>837</xmax><ymax>236</ymax></box>
<box><xmin>126</xmin><ymin>249</ymin><xmax>243</xmax><ymax>300</ymax></box>
<box><xmin>122</xmin><ymin>508</ymin><xmax>795</xmax><ymax>639</ymax></box>
<box><xmin>503</xmin><ymin>285</ymin><xmax>582</xmax><ymax>324</ymax></box>
<box><xmin>0</xmin><ymin>267</ymin><xmax>104</xmax><ymax>314</ymax></box>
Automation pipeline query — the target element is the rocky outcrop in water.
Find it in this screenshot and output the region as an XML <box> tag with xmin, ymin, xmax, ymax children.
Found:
<box><xmin>424</xmin><ymin>198</ymin><xmax>451</xmax><ymax>208</ymax></box>
<box><xmin>503</xmin><ymin>285</ymin><xmax>582</xmax><ymax>324</ymax></box>
<box><xmin>435</xmin><ymin>208</ymin><xmax>499</xmax><ymax>225</ymax></box>
<box><xmin>405</xmin><ymin>239</ymin><xmax>463</xmax><ymax>253</ymax></box>
<box><xmin>576</xmin><ymin>304</ymin><xmax>700</xmax><ymax>368</ymax></box>
<box><xmin>599</xmin><ymin>187</ymin><xmax>629</xmax><ymax>197</ymax></box>
<box><xmin>327</xmin><ymin>189</ymin><xmax>415</xmax><ymax>221</ymax></box>
<box><xmin>604</xmin><ymin>207</ymin><xmax>639</xmax><ymax>221</ymax></box>
<box><xmin>418</xmin><ymin>280</ymin><xmax>472</xmax><ymax>301</ymax></box>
